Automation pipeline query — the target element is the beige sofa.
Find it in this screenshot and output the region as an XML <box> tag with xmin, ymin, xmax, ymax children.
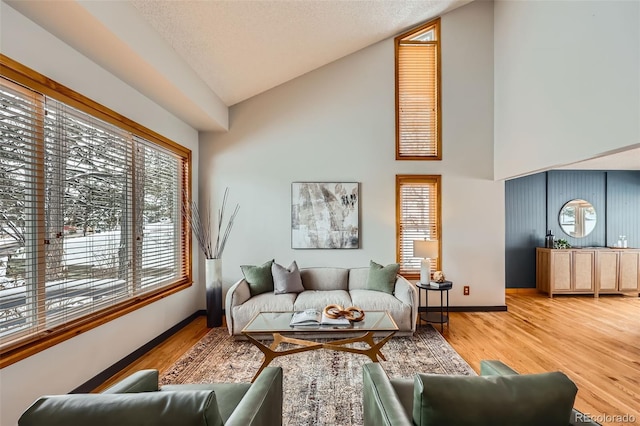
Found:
<box><xmin>225</xmin><ymin>267</ymin><xmax>418</xmax><ymax>336</ymax></box>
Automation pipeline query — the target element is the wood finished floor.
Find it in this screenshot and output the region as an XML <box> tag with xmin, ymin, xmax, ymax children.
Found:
<box><xmin>95</xmin><ymin>294</ymin><xmax>640</xmax><ymax>426</ymax></box>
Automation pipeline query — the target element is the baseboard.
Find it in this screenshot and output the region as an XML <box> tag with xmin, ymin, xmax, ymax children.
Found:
<box><xmin>447</xmin><ymin>306</ymin><xmax>507</xmax><ymax>312</ymax></box>
<box><xmin>416</xmin><ymin>305</ymin><xmax>509</xmax><ymax>313</ymax></box>
<box><xmin>72</xmin><ymin>310</ymin><xmax>206</xmax><ymax>393</ymax></box>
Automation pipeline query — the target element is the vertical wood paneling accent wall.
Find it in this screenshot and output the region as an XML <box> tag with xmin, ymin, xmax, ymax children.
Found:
<box><xmin>606</xmin><ymin>171</ymin><xmax>640</xmax><ymax>248</ymax></box>
<box><xmin>505</xmin><ymin>170</ymin><xmax>640</xmax><ymax>288</ymax></box>
<box><xmin>505</xmin><ymin>173</ymin><xmax>546</xmax><ymax>287</ymax></box>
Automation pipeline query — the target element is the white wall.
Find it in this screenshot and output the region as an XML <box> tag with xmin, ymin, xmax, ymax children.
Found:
<box><xmin>200</xmin><ymin>1</ymin><xmax>504</xmax><ymax>309</ymax></box>
<box><xmin>494</xmin><ymin>0</ymin><xmax>640</xmax><ymax>180</ymax></box>
<box><xmin>0</xmin><ymin>4</ymin><xmax>202</xmax><ymax>425</ymax></box>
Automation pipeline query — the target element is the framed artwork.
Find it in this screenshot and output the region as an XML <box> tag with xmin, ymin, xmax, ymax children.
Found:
<box><xmin>291</xmin><ymin>182</ymin><xmax>359</xmax><ymax>249</ymax></box>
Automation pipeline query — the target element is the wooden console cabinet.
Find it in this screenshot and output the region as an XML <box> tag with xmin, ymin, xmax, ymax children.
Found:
<box><xmin>536</xmin><ymin>248</ymin><xmax>640</xmax><ymax>297</ymax></box>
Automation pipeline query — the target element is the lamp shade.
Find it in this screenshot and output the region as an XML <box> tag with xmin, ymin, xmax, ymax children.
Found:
<box><xmin>413</xmin><ymin>240</ymin><xmax>438</xmax><ymax>259</ymax></box>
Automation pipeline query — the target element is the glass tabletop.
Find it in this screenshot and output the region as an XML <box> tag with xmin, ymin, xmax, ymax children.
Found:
<box><xmin>242</xmin><ymin>311</ymin><xmax>398</xmax><ymax>334</ymax></box>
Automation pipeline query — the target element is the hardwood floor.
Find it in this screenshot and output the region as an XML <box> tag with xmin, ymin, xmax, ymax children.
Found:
<box><xmin>94</xmin><ymin>294</ymin><xmax>639</xmax><ymax>425</ymax></box>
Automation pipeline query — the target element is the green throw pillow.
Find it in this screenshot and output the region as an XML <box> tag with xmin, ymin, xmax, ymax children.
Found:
<box><xmin>366</xmin><ymin>260</ymin><xmax>400</xmax><ymax>294</ymax></box>
<box><xmin>412</xmin><ymin>372</ymin><xmax>577</xmax><ymax>426</ymax></box>
<box><xmin>241</xmin><ymin>260</ymin><xmax>275</xmax><ymax>297</ymax></box>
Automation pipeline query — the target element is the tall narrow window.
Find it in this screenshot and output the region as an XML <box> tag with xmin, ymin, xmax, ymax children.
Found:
<box><xmin>395</xmin><ymin>19</ymin><xmax>441</xmax><ymax>160</ymax></box>
<box><xmin>396</xmin><ymin>175</ymin><xmax>441</xmax><ymax>278</ymax></box>
<box><xmin>0</xmin><ymin>56</ymin><xmax>191</xmax><ymax>367</ymax></box>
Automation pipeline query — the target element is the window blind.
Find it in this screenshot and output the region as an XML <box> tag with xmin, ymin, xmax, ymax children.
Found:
<box><xmin>136</xmin><ymin>136</ymin><xmax>187</xmax><ymax>291</ymax></box>
<box><xmin>0</xmin><ymin>79</ymin><xmax>44</xmax><ymax>339</ymax></box>
<box><xmin>396</xmin><ymin>175</ymin><xmax>441</xmax><ymax>277</ymax></box>
<box><xmin>42</xmin><ymin>99</ymin><xmax>133</xmax><ymax>329</ymax></box>
<box><xmin>0</xmin><ymin>69</ymin><xmax>190</xmax><ymax>359</ymax></box>
<box><xmin>395</xmin><ymin>19</ymin><xmax>440</xmax><ymax>160</ymax></box>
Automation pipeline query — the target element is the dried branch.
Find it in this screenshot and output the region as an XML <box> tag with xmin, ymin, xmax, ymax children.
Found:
<box><xmin>183</xmin><ymin>188</ymin><xmax>239</xmax><ymax>259</ymax></box>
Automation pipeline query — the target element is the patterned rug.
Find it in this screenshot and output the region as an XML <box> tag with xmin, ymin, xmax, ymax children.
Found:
<box><xmin>161</xmin><ymin>326</ymin><xmax>475</xmax><ymax>426</ymax></box>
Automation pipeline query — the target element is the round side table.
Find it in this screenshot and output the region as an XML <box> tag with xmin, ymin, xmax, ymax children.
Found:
<box><xmin>416</xmin><ymin>281</ymin><xmax>452</xmax><ymax>332</ymax></box>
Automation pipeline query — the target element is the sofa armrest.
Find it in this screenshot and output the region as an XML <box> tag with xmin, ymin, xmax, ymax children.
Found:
<box><xmin>480</xmin><ymin>360</ymin><xmax>519</xmax><ymax>377</ymax></box>
<box><xmin>225</xmin><ymin>279</ymin><xmax>251</xmax><ymax>335</ymax></box>
<box><xmin>101</xmin><ymin>369</ymin><xmax>159</xmax><ymax>393</ymax></box>
<box><xmin>362</xmin><ymin>363</ymin><xmax>413</xmax><ymax>426</ymax></box>
<box><xmin>225</xmin><ymin>367</ymin><xmax>283</xmax><ymax>426</ymax></box>
<box><xmin>393</xmin><ymin>276</ymin><xmax>418</xmax><ymax>332</ymax></box>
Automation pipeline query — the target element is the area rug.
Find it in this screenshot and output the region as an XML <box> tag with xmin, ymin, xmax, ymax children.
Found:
<box><xmin>161</xmin><ymin>326</ymin><xmax>475</xmax><ymax>426</ymax></box>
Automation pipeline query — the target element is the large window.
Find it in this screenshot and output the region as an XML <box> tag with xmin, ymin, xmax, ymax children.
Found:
<box><xmin>395</xmin><ymin>19</ymin><xmax>441</xmax><ymax>160</ymax></box>
<box><xmin>0</xmin><ymin>56</ymin><xmax>191</xmax><ymax>367</ymax></box>
<box><xmin>396</xmin><ymin>175</ymin><xmax>441</xmax><ymax>278</ymax></box>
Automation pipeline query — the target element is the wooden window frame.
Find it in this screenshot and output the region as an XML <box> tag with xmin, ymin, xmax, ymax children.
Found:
<box><xmin>395</xmin><ymin>18</ymin><xmax>442</xmax><ymax>160</ymax></box>
<box><xmin>0</xmin><ymin>55</ymin><xmax>193</xmax><ymax>368</ymax></box>
<box><xmin>396</xmin><ymin>175</ymin><xmax>442</xmax><ymax>280</ymax></box>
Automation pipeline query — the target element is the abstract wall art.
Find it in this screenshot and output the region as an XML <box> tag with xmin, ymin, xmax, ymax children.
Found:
<box><xmin>291</xmin><ymin>182</ymin><xmax>359</xmax><ymax>249</ymax></box>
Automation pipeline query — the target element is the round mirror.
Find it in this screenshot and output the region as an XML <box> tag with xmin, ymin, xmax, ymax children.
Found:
<box><xmin>559</xmin><ymin>199</ymin><xmax>597</xmax><ymax>238</ymax></box>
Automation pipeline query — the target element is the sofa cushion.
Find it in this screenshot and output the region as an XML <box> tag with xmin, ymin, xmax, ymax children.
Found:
<box><xmin>232</xmin><ymin>292</ymin><xmax>297</xmax><ymax>332</ymax></box>
<box><xmin>300</xmin><ymin>267</ymin><xmax>349</xmax><ymax>291</ymax></box>
<box><xmin>293</xmin><ymin>290</ymin><xmax>352</xmax><ymax>311</ymax></box>
<box><xmin>350</xmin><ymin>289</ymin><xmax>413</xmax><ymax>331</ymax></box>
<box><xmin>161</xmin><ymin>383</ymin><xmax>251</xmax><ymax>423</ymax></box>
<box><xmin>348</xmin><ymin>267</ymin><xmax>369</xmax><ymax>290</ymax></box>
<box><xmin>241</xmin><ymin>260</ymin><xmax>274</xmax><ymax>297</ymax></box>
<box><xmin>272</xmin><ymin>261</ymin><xmax>304</xmax><ymax>294</ymax></box>
<box><xmin>412</xmin><ymin>372</ymin><xmax>578</xmax><ymax>426</ymax></box>
<box><xmin>366</xmin><ymin>261</ymin><xmax>400</xmax><ymax>294</ymax></box>
<box><xmin>18</xmin><ymin>391</ymin><xmax>223</xmax><ymax>426</ymax></box>
<box><xmin>102</xmin><ymin>369</ymin><xmax>158</xmax><ymax>393</ymax></box>
<box><xmin>390</xmin><ymin>378</ymin><xmax>415</xmax><ymax>421</ymax></box>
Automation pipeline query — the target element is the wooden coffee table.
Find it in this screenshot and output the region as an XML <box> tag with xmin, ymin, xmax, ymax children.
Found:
<box><xmin>241</xmin><ymin>311</ymin><xmax>398</xmax><ymax>382</ymax></box>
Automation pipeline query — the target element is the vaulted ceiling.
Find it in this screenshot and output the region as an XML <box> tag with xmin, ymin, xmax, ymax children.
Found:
<box><xmin>6</xmin><ymin>0</ymin><xmax>469</xmax><ymax>131</ymax></box>
<box><xmin>130</xmin><ymin>0</ymin><xmax>468</xmax><ymax>107</ymax></box>
<box><xmin>4</xmin><ymin>0</ymin><xmax>638</xmax><ymax>170</ymax></box>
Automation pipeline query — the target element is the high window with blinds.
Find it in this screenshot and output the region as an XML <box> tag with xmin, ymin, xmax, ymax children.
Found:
<box><xmin>0</xmin><ymin>57</ymin><xmax>191</xmax><ymax>367</ymax></box>
<box><xmin>396</xmin><ymin>175</ymin><xmax>441</xmax><ymax>278</ymax></box>
<box><xmin>395</xmin><ymin>19</ymin><xmax>441</xmax><ymax>160</ymax></box>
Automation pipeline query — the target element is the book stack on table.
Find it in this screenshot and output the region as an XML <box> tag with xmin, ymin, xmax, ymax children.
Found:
<box><xmin>429</xmin><ymin>280</ymin><xmax>452</xmax><ymax>289</ymax></box>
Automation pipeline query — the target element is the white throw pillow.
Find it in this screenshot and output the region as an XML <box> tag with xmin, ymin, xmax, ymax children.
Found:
<box><xmin>272</xmin><ymin>261</ymin><xmax>305</xmax><ymax>294</ymax></box>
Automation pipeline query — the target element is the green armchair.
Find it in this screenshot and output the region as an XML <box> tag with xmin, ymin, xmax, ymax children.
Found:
<box><xmin>19</xmin><ymin>367</ymin><xmax>282</xmax><ymax>426</ymax></box>
<box><xmin>363</xmin><ymin>361</ymin><xmax>600</xmax><ymax>426</ymax></box>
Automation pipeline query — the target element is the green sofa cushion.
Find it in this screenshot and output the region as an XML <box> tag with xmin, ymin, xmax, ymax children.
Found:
<box><xmin>366</xmin><ymin>261</ymin><xmax>399</xmax><ymax>294</ymax></box>
<box><xmin>161</xmin><ymin>383</ymin><xmax>251</xmax><ymax>423</ymax></box>
<box><xmin>18</xmin><ymin>391</ymin><xmax>223</xmax><ymax>426</ymax></box>
<box><xmin>102</xmin><ymin>369</ymin><xmax>159</xmax><ymax>393</ymax></box>
<box><xmin>390</xmin><ymin>378</ymin><xmax>414</xmax><ymax>421</ymax></box>
<box><xmin>413</xmin><ymin>372</ymin><xmax>578</xmax><ymax>426</ymax></box>
<box><xmin>241</xmin><ymin>260</ymin><xmax>275</xmax><ymax>296</ymax></box>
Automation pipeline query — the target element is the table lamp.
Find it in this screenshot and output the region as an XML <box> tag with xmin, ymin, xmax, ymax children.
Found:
<box><xmin>413</xmin><ymin>240</ymin><xmax>438</xmax><ymax>284</ymax></box>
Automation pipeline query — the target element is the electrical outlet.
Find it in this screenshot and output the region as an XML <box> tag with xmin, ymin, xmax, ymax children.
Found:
<box><xmin>463</xmin><ymin>286</ymin><xmax>470</xmax><ymax>296</ymax></box>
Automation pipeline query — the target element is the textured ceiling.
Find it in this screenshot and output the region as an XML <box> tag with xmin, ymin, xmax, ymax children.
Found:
<box><xmin>130</xmin><ymin>0</ymin><xmax>469</xmax><ymax>106</ymax></box>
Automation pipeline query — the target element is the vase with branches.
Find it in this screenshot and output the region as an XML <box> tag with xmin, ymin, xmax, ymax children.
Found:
<box><xmin>183</xmin><ymin>188</ymin><xmax>239</xmax><ymax>327</ymax></box>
